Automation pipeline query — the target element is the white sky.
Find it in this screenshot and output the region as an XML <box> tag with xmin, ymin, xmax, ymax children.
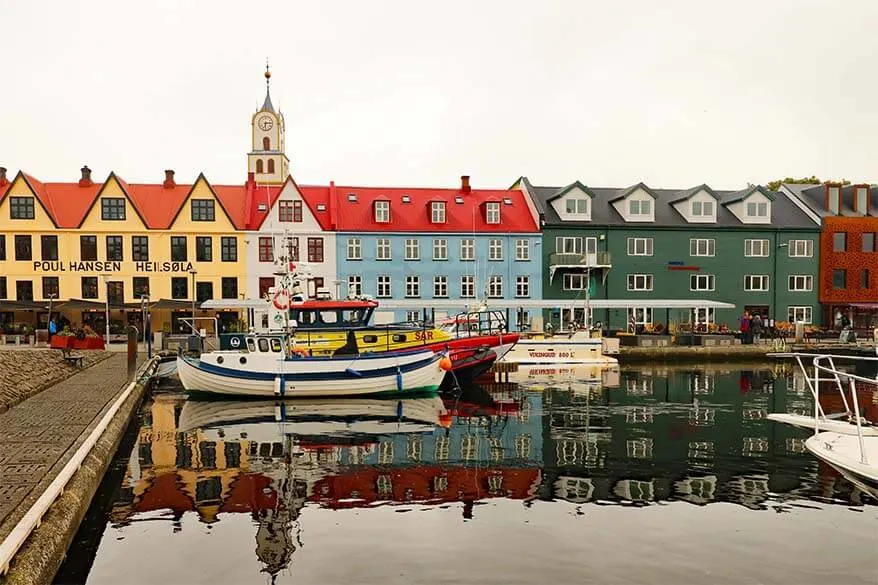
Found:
<box><xmin>1</xmin><ymin>0</ymin><xmax>875</xmax><ymax>190</ymax></box>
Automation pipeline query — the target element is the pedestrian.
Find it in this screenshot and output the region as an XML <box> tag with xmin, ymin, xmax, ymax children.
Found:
<box><xmin>740</xmin><ymin>311</ymin><xmax>751</xmax><ymax>344</ymax></box>
<box><xmin>751</xmin><ymin>314</ymin><xmax>763</xmax><ymax>344</ymax></box>
<box><xmin>48</xmin><ymin>317</ymin><xmax>57</xmax><ymax>341</ymax></box>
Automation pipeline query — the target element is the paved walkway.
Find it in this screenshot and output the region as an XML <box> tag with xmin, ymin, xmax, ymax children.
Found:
<box><xmin>0</xmin><ymin>353</ymin><xmax>134</xmax><ymax>542</ymax></box>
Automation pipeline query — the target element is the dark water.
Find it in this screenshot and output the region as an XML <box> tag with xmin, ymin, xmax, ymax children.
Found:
<box><xmin>55</xmin><ymin>363</ymin><xmax>878</xmax><ymax>585</ymax></box>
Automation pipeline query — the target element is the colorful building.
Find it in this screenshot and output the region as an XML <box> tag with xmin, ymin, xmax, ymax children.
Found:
<box><xmin>516</xmin><ymin>177</ymin><xmax>822</xmax><ymax>331</ymax></box>
<box><xmin>325</xmin><ymin>176</ymin><xmax>543</xmax><ymax>324</ymax></box>
<box><xmin>780</xmin><ymin>182</ymin><xmax>878</xmax><ymax>329</ymax></box>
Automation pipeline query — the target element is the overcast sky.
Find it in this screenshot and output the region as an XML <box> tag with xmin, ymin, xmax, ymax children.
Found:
<box><xmin>1</xmin><ymin>0</ymin><xmax>875</xmax><ymax>190</ymax></box>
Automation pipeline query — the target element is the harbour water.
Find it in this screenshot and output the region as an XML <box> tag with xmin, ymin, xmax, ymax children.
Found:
<box><xmin>56</xmin><ymin>363</ymin><xmax>878</xmax><ymax>585</ymax></box>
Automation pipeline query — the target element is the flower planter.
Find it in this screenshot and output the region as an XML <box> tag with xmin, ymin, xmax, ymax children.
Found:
<box><xmin>72</xmin><ymin>337</ymin><xmax>105</xmax><ymax>350</ymax></box>
<box><xmin>50</xmin><ymin>336</ymin><xmax>73</xmax><ymax>349</ymax></box>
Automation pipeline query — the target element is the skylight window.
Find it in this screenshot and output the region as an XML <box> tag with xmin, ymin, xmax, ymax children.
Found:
<box><xmin>455</xmin><ymin>196</ymin><xmax>464</xmax><ymax>204</ymax></box>
<box><xmin>316</xmin><ymin>204</ymin><xmax>326</xmax><ymax>211</ymax></box>
<box><xmin>402</xmin><ymin>195</ymin><xmax>411</xmax><ymax>203</ymax></box>
<box><xmin>347</xmin><ymin>193</ymin><xmax>358</xmax><ymax>202</ymax></box>
<box><xmin>503</xmin><ymin>198</ymin><xmax>513</xmax><ymax>205</ymax></box>
<box><xmin>257</xmin><ymin>203</ymin><xmax>268</xmax><ymax>212</ymax></box>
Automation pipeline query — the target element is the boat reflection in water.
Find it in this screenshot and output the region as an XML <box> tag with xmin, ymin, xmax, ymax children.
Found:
<box><xmin>60</xmin><ymin>363</ymin><xmax>876</xmax><ymax>584</ymax></box>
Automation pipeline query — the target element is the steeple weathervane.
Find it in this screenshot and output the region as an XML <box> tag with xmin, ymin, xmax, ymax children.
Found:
<box><xmin>261</xmin><ymin>59</ymin><xmax>275</xmax><ymax>113</ymax></box>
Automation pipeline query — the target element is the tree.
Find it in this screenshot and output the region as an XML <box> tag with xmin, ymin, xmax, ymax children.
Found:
<box><xmin>766</xmin><ymin>176</ymin><xmax>851</xmax><ymax>191</ymax></box>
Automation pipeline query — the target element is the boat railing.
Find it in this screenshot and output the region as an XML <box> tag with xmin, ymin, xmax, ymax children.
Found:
<box><xmin>772</xmin><ymin>352</ymin><xmax>878</xmax><ymax>466</ymax></box>
<box><xmin>179</xmin><ymin>317</ymin><xmax>220</xmax><ymax>351</ymax></box>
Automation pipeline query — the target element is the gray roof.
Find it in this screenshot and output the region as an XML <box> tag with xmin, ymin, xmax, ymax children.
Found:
<box><xmin>783</xmin><ymin>182</ymin><xmax>878</xmax><ymax>218</ymax></box>
<box><xmin>261</xmin><ymin>87</ymin><xmax>275</xmax><ymax>113</ymax></box>
<box><xmin>523</xmin><ymin>178</ymin><xmax>820</xmax><ymax>229</ymax></box>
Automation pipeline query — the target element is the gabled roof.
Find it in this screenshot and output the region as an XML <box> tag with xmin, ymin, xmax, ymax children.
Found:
<box><xmin>298</xmin><ymin>185</ymin><xmax>335</xmax><ymax>231</ymax></box>
<box><xmin>303</xmin><ymin>184</ymin><xmax>539</xmax><ymax>233</ymax></box>
<box><xmin>17</xmin><ymin>173</ymin><xmax>62</xmax><ymax>227</ymax></box>
<box><xmin>668</xmin><ymin>184</ymin><xmax>720</xmax><ymax>204</ymax></box>
<box><xmin>122</xmin><ymin>178</ymin><xmax>190</xmax><ymax>229</ymax></box>
<box><xmin>546</xmin><ymin>181</ymin><xmax>595</xmax><ymax>202</ymax></box>
<box><xmin>607</xmin><ymin>182</ymin><xmax>658</xmax><ymax>203</ymax></box>
<box><xmin>719</xmin><ymin>185</ymin><xmax>775</xmax><ymax>204</ymax></box>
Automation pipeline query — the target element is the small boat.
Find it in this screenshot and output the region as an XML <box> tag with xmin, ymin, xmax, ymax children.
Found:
<box><xmin>768</xmin><ymin>352</ymin><xmax>878</xmax><ymax>493</ymax></box>
<box><xmin>440</xmin><ymin>346</ymin><xmax>496</xmax><ymax>389</ymax></box>
<box><xmin>176</xmin><ymin>332</ymin><xmax>447</xmax><ymax>398</ymax></box>
<box><xmin>177</xmin><ymin>395</ymin><xmax>449</xmax><ymax>441</ymax></box>
<box><xmin>501</xmin><ymin>330</ymin><xmax>618</xmax><ymax>366</ymax></box>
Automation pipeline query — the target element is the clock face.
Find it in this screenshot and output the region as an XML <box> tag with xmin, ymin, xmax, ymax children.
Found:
<box><xmin>258</xmin><ymin>116</ymin><xmax>274</xmax><ymax>131</ymax></box>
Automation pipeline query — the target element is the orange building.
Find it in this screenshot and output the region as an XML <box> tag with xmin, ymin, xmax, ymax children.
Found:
<box><xmin>782</xmin><ymin>182</ymin><xmax>878</xmax><ymax>329</ymax></box>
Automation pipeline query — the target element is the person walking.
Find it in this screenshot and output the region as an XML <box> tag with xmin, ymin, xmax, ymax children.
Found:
<box><xmin>751</xmin><ymin>314</ymin><xmax>763</xmax><ymax>345</ymax></box>
<box><xmin>740</xmin><ymin>311</ymin><xmax>751</xmax><ymax>345</ymax></box>
<box><xmin>48</xmin><ymin>317</ymin><xmax>57</xmax><ymax>342</ymax></box>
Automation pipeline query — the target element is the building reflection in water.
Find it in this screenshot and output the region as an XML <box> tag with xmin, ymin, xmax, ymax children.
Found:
<box><xmin>107</xmin><ymin>363</ymin><xmax>875</xmax><ymax>579</ymax></box>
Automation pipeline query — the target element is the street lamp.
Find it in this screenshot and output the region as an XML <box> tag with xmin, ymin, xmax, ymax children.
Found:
<box><xmin>100</xmin><ymin>274</ymin><xmax>111</xmax><ymax>345</ymax></box>
<box><xmin>189</xmin><ymin>267</ymin><xmax>198</xmax><ymax>335</ymax></box>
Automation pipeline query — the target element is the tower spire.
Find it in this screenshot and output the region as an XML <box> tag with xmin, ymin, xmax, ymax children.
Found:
<box><xmin>261</xmin><ymin>59</ymin><xmax>275</xmax><ymax>113</ymax></box>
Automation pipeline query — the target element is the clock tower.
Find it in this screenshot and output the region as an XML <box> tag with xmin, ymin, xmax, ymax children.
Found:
<box><xmin>248</xmin><ymin>63</ymin><xmax>289</xmax><ymax>184</ymax></box>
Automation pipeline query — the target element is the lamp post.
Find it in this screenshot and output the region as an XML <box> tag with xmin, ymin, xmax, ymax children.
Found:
<box><xmin>100</xmin><ymin>274</ymin><xmax>111</xmax><ymax>345</ymax></box>
<box><xmin>774</xmin><ymin>241</ymin><xmax>789</xmax><ymax>322</ymax></box>
<box><xmin>189</xmin><ymin>267</ymin><xmax>198</xmax><ymax>336</ymax></box>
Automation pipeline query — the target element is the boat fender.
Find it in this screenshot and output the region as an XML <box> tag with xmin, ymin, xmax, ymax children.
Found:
<box><xmin>273</xmin><ymin>289</ymin><xmax>291</xmax><ymax>311</ymax></box>
<box><xmin>345</xmin><ymin>368</ymin><xmax>364</xmax><ymax>377</ymax></box>
<box><xmin>396</xmin><ymin>367</ymin><xmax>404</xmax><ymax>392</ymax></box>
<box><xmin>397</xmin><ymin>400</ymin><xmax>403</xmax><ymax>419</ymax></box>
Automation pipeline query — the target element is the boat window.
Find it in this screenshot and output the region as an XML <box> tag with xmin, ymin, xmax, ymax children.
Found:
<box><xmin>363</xmin><ymin>335</ymin><xmax>378</xmax><ymax>344</ymax></box>
<box><xmin>258</xmin><ymin>338</ymin><xmax>270</xmax><ymax>352</ymax></box>
<box><xmin>216</xmin><ymin>356</ymin><xmax>224</xmax><ymax>364</ymax></box>
<box><xmin>319</xmin><ymin>311</ymin><xmax>338</xmax><ymax>324</ymax></box>
<box><xmin>392</xmin><ymin>334</ymin><xmax>407</xmax><ymax>343</ymax></box>
<box><xmin>270</xmin><ymin>338</ymin><xmax>282</xmax><ymax>352</ymax></box>
<box><xmin>290</xmin><ymin>310</ymin><xmax>316</xmax><ymax>326</ymax></box>
<box><xmin>341</xmin><ymin>309</ymin><xmax>366</xmax><ymax>325</ymax></box>
<box><xmin>246</xmin><ymin>338</ymin><xmax>256</xmax><ymax>352</ymax></box>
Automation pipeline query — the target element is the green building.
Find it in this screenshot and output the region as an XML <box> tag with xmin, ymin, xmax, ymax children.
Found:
<box><xmin>516</xmin><ymin>178</ymin><xmax>821</xmax><ymax>331</ymax></box>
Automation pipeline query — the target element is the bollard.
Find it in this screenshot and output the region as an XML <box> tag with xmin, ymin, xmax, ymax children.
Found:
<box><xmin>127</xmin><ymin>327</ymin><xmax>138</xmax><ymax>381</ymax></box>
<box><xmin>795</xmin><ymin>321</ymin><xmax>804</xmax><ymax>344</ymax></box>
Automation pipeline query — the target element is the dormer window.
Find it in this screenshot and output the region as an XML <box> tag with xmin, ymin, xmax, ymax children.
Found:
<box><xmin>855</xmin><ymin>187</ymin><xmax>868</xmax><ymax>215</ymax></box>
<box><xmin>486</xmin><ymin>202</ymin><xmax>501</xmax><ymax>224</ymax></box>
<box><xmin>9</xmin><ymin>197</ymin><xmax>35</xmax><ymax>219</ymax></box>
<box><xmin>691</xmin><ymin>201</ymin><xmax>714</xmax><ymax>217</ymax></box>
<box><xmin>828</xmin><ymin>186</ymin><xmax>841</xmax><ymax>214</ymax></box>
<box><xmin>746</xmin><ymin>201</ymin><xmax>768</xmax><ymax>217</ymax></box>
<box><xmin>565</xmin><ymin>198</ymin><xmax>589</xmax><ymax>215</ymax></box>
<box><xmin>629</xmin><ymin>199</ymin><xmax>651</xmax><ymax>216</ymax></box>
<box><xmin>431</xmin><ymin>201</ymin><xmax>446</xmax><ymax>223</ymax></box>
<box><xmin>374</xmin><ymin>200</ymin><xmax>390</xmax><ymax>223</ymax></box>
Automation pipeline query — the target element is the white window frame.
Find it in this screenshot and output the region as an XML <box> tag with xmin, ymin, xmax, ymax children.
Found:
<box><xmin>562</xmin><ymin>273</ymin><xmax>589</xmax><ymax>291</ymax></box>
<box><xmin>787</xmin><ymin>306</ymin><xmax>813</xmax><ymax>324</ymax></box>
<box><xmin>689</xmin><ymin>238</ymin><xmax>715</xmax><ymax>257</ymax></box>
<box><xmin>347</xmin><ymin>275</ymin><xmax>362</xmax><ymax>297</ymax></box>
<box><xmin>629</xmin><ymin>199</ymin><xmax>652</xmax><ymax>216</ymax></box>
<box><xmin>515</xmin><ymin>275</ymin><xmax>530</xmax><ymax>298</ymax></box>
<box><xmin>788</xmin><ymin>239</ymin><xmax>813</xmax><ymax>258</ymax></box>
<box><xmin>460</xmin><ymin>239</ymin><xmax>475</xmax><ymax>261</ymax></box>
<box><xmin>744</xmin><ymin>239</ymin><xmax>769</xmax><ymax>257</ymax></box>
<box><xmin>374</xmin><ymin>200</ymin><xmax>390</xmax><ymax>223</ymax></box>
<box><xmin>746</xmin><ymin>201</ymin><xmax>768</xmax><ymax>217</ymax></box>
<box><xmin>489</xmin><ymin>239</ymin><xmax>503</xmax><ymax>261</ymax></box>
<box><xmin>515</xmin><ymin>239</ymin><xmax>529</xmax><ymax>261</ymax></box>
<box><xmin>788</xmin><ymin>275</ymin><xmax>813</xmax><ymax>292</ymax></box>
<box><xmin>488</xmin><ymin>275</ymin><xmax>502</xmax><ymax>298</ymax></box>
<box><xmin>692</xmin><ymin>307</ymin><xmax>715</xmax><ymax>325</ymax></box>
<box><xmin>565</xmin><ymin>198</ymin><xmax>589</xmax><ymax>215</ymax></box>
<box><xmin>627</xmin><ymin>274</ymin><xmax>653</xmax><ymax>292</ymax></box>
<box><xmin>627</xmin><ymin>237</ymin><xmax>653</xmax><ymax>256</ymax></box>
<box><xmin>691</xmin><ymin>200</ymin><xmax>714</xmax><ymax>217</ymax></box>
<box><xmin>432</xmin><ymin>238</ymin><xmax>448</xmax><ymax>260</ymax></box>
<box><xmin>460</xmin><ymin>275</ymin><xmax>475</xmax><ymax>298</ymax></box>
<box><xmin>690</xmin><ymin>274</ymin><xmax>715</xmax><ymax>291</ymax></box>
<box><xmin>628</xmin><ymin>307</ymin><xmax>653</xmax><ymax>330</ymax></box>
<box><xmin>431</xmin><ymin>201</ymin><xmax>446</xmax><ymax>224</ymax></box>
<box><xmin>433</xmin><ymin>275</ymin><xmax>448</xmax><ymax>298</ymax></box>
<box><xmin>346</xmin><ymin>237</ymin><xmax>361</xmax><ymax>260</ymax></box>
<box><xmin>405</xmin><ymin>310</ymin><xmax>420</xmax><ymax>323</ymax></box>
<box><xmin>405</xmin><ymin>275</ymin><xmax>420</xmax><ymax>298</ymax></box>
<box><xmin>377</xmin><ymin>275</ymin><xmax>392</xmax><ymax>298</ymax></box>
<box><xmin>744</xmin><ymin>274</ymin><xmax>769</xmax><ymax>292</ymax></box>
<box><xmin>486</xmin><ymin>202</ymin><xmax>501</xmax><ymax>224</ymax></box>
<box><xmin>556</xmin><ymin>236</ymin><xmax>583</xmax><ymax>254</ymax></box>
<box><xmin>404</xmin><ymin>238</ymin><xmax>420</xmax><ymax>261</ymax></box>
<box><xmin>376</xmin><ymin>238</ymin><xmax>391</xmax><ymax>260</ymax></box>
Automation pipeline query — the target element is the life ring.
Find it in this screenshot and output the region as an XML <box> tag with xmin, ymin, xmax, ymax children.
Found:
<box><xmin>272</xmin><ymin>289</ymin><xmax>291</xmax><ymax>311</ymax></box>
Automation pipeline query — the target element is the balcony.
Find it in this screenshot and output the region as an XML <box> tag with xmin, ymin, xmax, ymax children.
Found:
<box><xmin>550</xmin><ymin>251</ymin><xmax>612</xmax><ymax>269</ymax></box>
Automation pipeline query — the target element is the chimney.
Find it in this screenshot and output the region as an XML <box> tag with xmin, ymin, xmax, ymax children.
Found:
<box><xmin>460</xmin><ymin>175</ymin><xmax>471</xmax><ymax>194</ymax></box>
<box><xmin>247</xmin><ymin>171</ymin><xmax>255</xmax><ymax>186</ymax></box>
<box><xmin>163</xmin><ymin>169</ymin><xmax>176</xmax><ymax>188</ymax></box>
<box><xmin>79</xmin><ymin>165</ymin><xmax>93</xmax><ymax>187</ymax></box>
<box><xmin>0</xmin><ymin>167</ymin><xmax>7</xmax><ymax>186</ymax></box>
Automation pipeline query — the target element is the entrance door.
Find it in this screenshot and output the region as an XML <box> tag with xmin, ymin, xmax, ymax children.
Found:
<box><xmin>627</xmin><ymin>307</ymin><xmax>653</xmax><ymax>333</ymax></box>
<box><xmin>585</xmin><ymin>237</ymin><xmax>597</xmax><ymax>265</ymax></box>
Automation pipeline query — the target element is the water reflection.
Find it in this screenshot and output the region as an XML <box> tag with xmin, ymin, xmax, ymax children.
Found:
<box><xmin>59</xmin><ymin>363</ymin><xmax>877</xmax><ymax>584</ymax></box>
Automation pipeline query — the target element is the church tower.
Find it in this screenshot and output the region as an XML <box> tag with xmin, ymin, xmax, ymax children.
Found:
<box><xmin>248</xmin><ymin>63</ymin><xmax>289</xmax><ymax>184</ymax></box>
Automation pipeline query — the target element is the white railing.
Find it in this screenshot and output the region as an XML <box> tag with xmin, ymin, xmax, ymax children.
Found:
<box><xmin>0</xmin><ymin>356</ymin><xmax>160</xmax><ymax>575</ymax></box>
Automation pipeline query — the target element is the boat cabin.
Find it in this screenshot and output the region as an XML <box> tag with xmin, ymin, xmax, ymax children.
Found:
<box><xmin>439</xmin><ymin>310</ymin><xmax>507</xmax><ymax>338</ymax></box>
<box><xmin>288</xmin><ymin>300</ymin><xmax>378</xmax><ymax>331</ymax></box>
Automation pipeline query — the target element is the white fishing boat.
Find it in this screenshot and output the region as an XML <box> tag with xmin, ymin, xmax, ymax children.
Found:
<box><xmin>176</xmin><ymin>332</ymin><xmax>448</xmax><ymax>398</ymax></box>
<box><xmin>768</xmin><ymin>352</ymin><xmax>878</xmax><ymax>492</ymax></box>
<box><xmin>502</xmin><ymin>330</ymin><xmax>618</xmax><ymax>366</ymax></box>
<box><xmin>177</xmin><ymin>396</ymin><xmax>448</xmax><ymax>441</ymax></box>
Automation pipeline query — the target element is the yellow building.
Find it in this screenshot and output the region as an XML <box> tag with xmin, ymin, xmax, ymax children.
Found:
<box><xmin>0</xmin><ymin>166</ymin><xmax>250</xmax><ymax>335</ymax></box>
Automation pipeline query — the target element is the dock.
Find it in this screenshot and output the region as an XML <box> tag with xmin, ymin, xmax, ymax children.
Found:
<box><xmin>0</xmin><ymin>351</ymin><xmax>158</xmax><ymax>584</ymax></box>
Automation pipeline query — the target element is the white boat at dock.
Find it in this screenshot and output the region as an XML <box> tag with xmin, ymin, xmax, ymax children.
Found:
<box><xmin>176</xmin><ymin>332</ymin><xmax>447</xmax><ymax>398</ymax></box>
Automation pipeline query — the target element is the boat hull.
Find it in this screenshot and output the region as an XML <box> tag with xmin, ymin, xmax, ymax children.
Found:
<box><xmin>176</xmin><ymin>351</ymin><xmax>445</xmax><ymax>398</ymax></box>
<box><xmin>767</xmin><ymin>413</ymin><xmax>878</xmax><ymax>436</ymax></box>
<box><xmin>500</xmin><ymin>337</ymin><xmax>618</xmax><ymax>366</ymax></box>
<box><xmin>805</xmin><ymin>432</ymin><xmax>878</xmax><ymax>484</ymax></box>
<box><xmin>440</xmin><ymin>347</ymin><xmax>497</xmax><ymax>389</ymax></box>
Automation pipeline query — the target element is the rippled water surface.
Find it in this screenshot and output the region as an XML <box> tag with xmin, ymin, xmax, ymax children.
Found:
<box><xmin>56</xmin><ymin>363</ymin><xmax>878</xmax><ymax>585</ymax></box>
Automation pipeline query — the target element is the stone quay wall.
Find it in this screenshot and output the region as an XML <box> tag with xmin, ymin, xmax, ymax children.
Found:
<box><xmin>0</xmin><ymin>350</ymin><xmax>113</xmax><ymax>413</ymax></box>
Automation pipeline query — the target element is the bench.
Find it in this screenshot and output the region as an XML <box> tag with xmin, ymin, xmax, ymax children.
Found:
<box><xmin>55</xmin><ymin>346</ymin><xmax>85</xmax><ymax>367</ymax></box>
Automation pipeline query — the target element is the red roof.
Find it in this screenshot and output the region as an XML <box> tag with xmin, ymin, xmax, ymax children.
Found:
<box><xmin>299</xmin><ymin>184</ymin><xmax>538</xmax><ymax>233</ymax></box>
